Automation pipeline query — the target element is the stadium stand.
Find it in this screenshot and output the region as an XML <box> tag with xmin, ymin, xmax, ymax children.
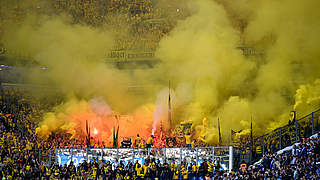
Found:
<box><xmin>0</xmin><ymin>0</ymin><xmax>179</xmax><ymax>61</ymax></box>
<box><xmin>0</xmin><ymin>87</ymin><xmax>319</xmax><ymax>179</ymax></box>
<box><xmin>0</xmin><ymin>1</ymin><xmax>319</xmax><ymax>179</ymax></box>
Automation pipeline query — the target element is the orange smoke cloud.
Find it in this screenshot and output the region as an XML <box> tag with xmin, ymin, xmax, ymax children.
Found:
<box><xmin>37</xmin><ymin>97</ymin><xmax>162</xmax><ymax>146</ymax></box>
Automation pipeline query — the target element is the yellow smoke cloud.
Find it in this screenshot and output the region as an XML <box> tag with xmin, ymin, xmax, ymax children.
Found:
<box><xmin>294</xmin><ymin>79</ymin><xmax>320</xmax><ymax>113</ymax></box>
<box><xmin>154</xmin><ymin>0</ymin><xmax>320</xmax><ymax>142</ymax></box>
<box><xmin>1</xmin><ymin>0</ymin><xmax>320</xmax><ymax>144</ymax></box>
<box><xmin>155</xmin><ymin>0</ymin><xmax>255</xmax><ymax>142</ymax></box>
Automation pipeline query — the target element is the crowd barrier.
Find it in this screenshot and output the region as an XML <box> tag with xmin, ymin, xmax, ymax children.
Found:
<box><xmin>106</xmin><ymin>50</ymin><xmax>155</xmax><ymax>60</ymax></box>
<box><xmin>0</xmin><ymin>46</ymin><xmax>156</xmax><ymax>61</ymax></box>
<box><xmin>37</xmin><ymin>147</ymin><xmax>233</xmax><ymax>172</ymax></box>
<box><xmin>250</xmin><ymin>109</ymin><xmax>320</xmax><ymax>162</ymax></box>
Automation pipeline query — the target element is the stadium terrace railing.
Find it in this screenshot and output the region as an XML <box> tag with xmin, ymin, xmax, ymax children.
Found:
<box><xmin>38</xmin><ymin>147</ymin><xmax>234</xmax><ymax>172</ymax></box>
<box><xmin>250</xmin><ymin>109</ymin><xmax>320</xmax><ymax>163</ymax></box>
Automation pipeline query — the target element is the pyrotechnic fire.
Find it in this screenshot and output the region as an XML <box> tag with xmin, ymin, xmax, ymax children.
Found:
<box><xmin>93</xmin><ymin>128</ymin><xmax>98</xmax><ymax>135</ymax></box>
<box><xmin>37</xmin><ymin>98</ymin><xmax>160</xmax><ymax>146</ymax></box>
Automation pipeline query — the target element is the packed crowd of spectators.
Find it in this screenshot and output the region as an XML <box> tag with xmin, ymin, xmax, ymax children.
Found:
<box><xmin>0</xmin><ymin>0</ymin><xmax>184</xmax><ymax>57</ymax></box>
<box><xmin>236</xmin><ymin>136</ymin><xmax>320</xmax><ymax>179</ymax></box>
<box><xmin>0</xmin><ymin>88</ymin><xmax>221</xmax><ymax>179</ymax></box>
<box><xmin>0</xmin><ymin>88</ymin><xmax>319</xmax><ymax>179</ymax></box>
<box><xmin>52</xmin><ymin>0</ymin><xmax>176</xmax><ymax>53</ymax></box>
<box><xmin>0</xmin><ymin>89</ymin><xmax>46</xmax><ymax>179</ymax></box>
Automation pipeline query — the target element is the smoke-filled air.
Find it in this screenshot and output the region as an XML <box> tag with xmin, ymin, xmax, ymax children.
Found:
<box><xmin>1</xmin><ymin>0</ymin><xmax>320</xmax><ymax>145</ymax></box>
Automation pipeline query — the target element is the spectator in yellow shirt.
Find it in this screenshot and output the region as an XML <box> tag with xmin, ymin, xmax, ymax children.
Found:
<box><xmin>146</xmin><ymin>135</ymin><xmax>154</xmax><ymax>148</ymax></box>
<box><xmin>185</xmin><ymin>133</ymin><xmax>192</xmax><ymax>148</ymax></box>
<box><xmin>135</xmin><ymin>134</ymin><xmax>142</xmax><ymax>147</ymax></box>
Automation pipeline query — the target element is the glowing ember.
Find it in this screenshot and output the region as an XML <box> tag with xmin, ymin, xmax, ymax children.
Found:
<box><xmin>93</xmin><ymin>128</ymin><xmax>98</xmax><ymax>135</ymax></box>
